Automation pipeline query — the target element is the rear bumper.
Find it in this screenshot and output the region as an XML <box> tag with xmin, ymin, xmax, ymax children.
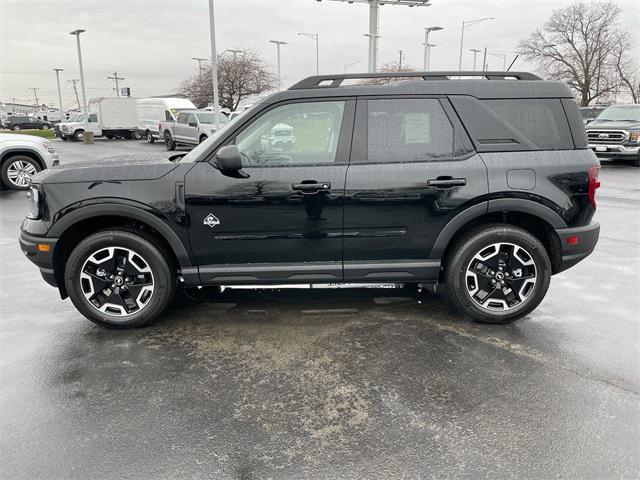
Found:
<box><xmin>554</xmin><ymin>222</ymin><xmax>600</xmax><ymax>273</ymax></box>
<box><xmin>588</xmin><ymin>144</ymin><xmax>639</xmax><ymax>159</ymax></box>
<box><xmin>19</xmin><ymin>231</ymin><xmax>59</xmax><ymax>288</ymax></box>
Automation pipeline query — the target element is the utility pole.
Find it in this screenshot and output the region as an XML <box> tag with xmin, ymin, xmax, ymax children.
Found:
<box><xmin>31</xmin><ymin>88</ymin><xmax>40</xmax><ymax>110</ymax></box>
<box><xmin>298</xmin><ymin>33</ymin><xmax>319</xmax><ymax>74</ymax></box>
<box><xmin>192</xmin><ymin>57</ymin><xmax>207</xmax><ymax>74</ymax></box>
<box><xmin>208</xmin><ymin>0</ymin><xmax>221</xmax><ymax>130</ymax></box>
<box><xmin>68</xmin><ymin>79</ymin><xmax>81</xmax><ymax>109</ymax></box>
<box><xmin>53</xmin><ymin>68</ymin><xmax>64</xmax><ymax>121</ymax></box>
<box><xmin>469</xmin><ymin>49</ymin><xmax>482</xmax><ymax>70</ymax></box>
<box><xmin>269</xmin><ymin>40</ymin><xmax>287</xmax><ymax>89</ymax></box>
<box><xmin>482</xmin><ymin>47</ymin><xmax>487</xmax><ymax>71</ymax></box>
<box><xmin>398</xmin><ymin>50</ymin><xmax>403</xmax><ymax>70</ymax></box>
<box><xmin>107</xmin><ymin>71</ymin><xmax>125</xmax><ymax>97</ymax></box>
<box><xmin>69</xmin><ymin>29</ymin><xmax>89</xmax><ymax>139</ymax></box>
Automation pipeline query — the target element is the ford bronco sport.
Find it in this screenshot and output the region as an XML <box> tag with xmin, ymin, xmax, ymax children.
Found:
<box><xmin>20</xmin><ymin>71</ymin><xmax>601</xmax><ymax>328</ymax></box>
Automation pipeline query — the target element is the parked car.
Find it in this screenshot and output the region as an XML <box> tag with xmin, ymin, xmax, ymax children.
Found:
<box><xmin>586</xmin><ymin>104</ymin><xmax>640</xmax><ymax>166</ymax></box>
<box><xmin>58</xmin><ymin>98</ymin><xmax>139</xmax><ymax>141</ymax></box>
<box><xmin>137</xmin><ymin>97</ymin><xmax>196</xmax><ymax>143</ymax></box>
<box><xmin>20</xmin><ymin>71</ymin><xmax>600</xmax><ymax>328</ymax></box>
<box><xmin>160</xmin><ymin>110</ymin><xmax>228</xmax><ymax>150</ymax></box>
<box><xmin>0</xmin><ymin>133</ymin><xmax>58</xmax><ymax>190</ymax></box>
<box><xmin>3</xmin><ymin>116</ymin><xmax>51</xmax><ymax>131</ymax></box>
<box><xmin>579</xmin><ymin>106</ymin><xmax>607</xmax><ymax>125</ymax></box>
<box><xmin>53</xmin><ymin>112</ymin><xmax>83</xmax><ymax>140</ymax></box>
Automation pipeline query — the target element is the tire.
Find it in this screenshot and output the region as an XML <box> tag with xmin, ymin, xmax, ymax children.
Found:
<box><xmin>73</xmin><ymin>129</ymin><xmax>84</xmax><ymax>142</ymax></box>
<box><xmin>444</xmin><ymin>224</ymin><xmax>551</xmax><ymax>324</ymax></box>
<box><xmin>633</xmin><ymin>155</ymin><xmax>640</xmax><ymax>167</ymax></box>
<box><xmin>40</xmin><ymin>125</ymin><xmax>46</xmax><ymax>130</ymax></box>
<box><xmin>106</xmin><ymin>135</ymin><xmax>115</xmax><ymax>139</ymax></box>
<box><xmin>199</xmin><ymin>135</ymin><xmax>207</xmax><ymax>144</ymax></box>
<box><xmin>164</xmin><ymin>131</ymin><xmax>176</xmax><ymax>151</ymax></box>
<box><xmin>61</xmin><ymin>137</ymin><xmax>68</xmax><ymax>141</ymax></box>
<box><xmin>65</xmin><ymin>229</ymin><xmax>176</xmax><ymax>328</ymax></box>
<box><xmin>12</xmin><ymin>125</ymin><xmax>21</xmax><ymax>131</ymax></box>
<box><xmin>1</xmin><ymin>155</ymin><xmax>41</xmax><ymax>190</ymax></box>
<box><xmin>146</xmin><ymin>131</ymin><xmax>155</xmax><ymax>143</ymax></box>
<box><xmin>132</xmin><ymin>131</ymin><xmax>142</xmax><ymax>140</ymax></box>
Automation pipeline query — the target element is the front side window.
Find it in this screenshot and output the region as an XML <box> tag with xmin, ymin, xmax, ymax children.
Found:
<box><xmin>365</xmin><ymin>98</ymin><xmax>455</xmax><ymax>163</ymax></box>
<box><xmin>88</xmin><ymin>114</ymin><xmax>98</xmax><ymax>122</ymax></box>
<box><xmin>235</xmin><ymin>101</ymin><xmax>345</xmax><ymax>167</ymax></box>
<box><xmin>177</xmin><ymin>113</ymin><xmax>189</xmax><ymax>124</ymax></box>
<box><xmin>187</xmin><ymin>113</ymin><xmax>197</xmax><ymax>125</ymax></box>
<box><xmin>164</xmin><ymin>110</ymin><xmax>173</xmax><ymax>121</ymax></box>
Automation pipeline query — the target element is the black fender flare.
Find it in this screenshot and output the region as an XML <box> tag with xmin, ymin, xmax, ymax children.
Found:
<box><xmin>429</xmin><ymin>198</ymin><xmax>566</xmax><ymax>260</ymax></box>
<box><xmin>48</xmin><ymin>203</ymin><xmax>193</xmax><ymax>267</ymax></box>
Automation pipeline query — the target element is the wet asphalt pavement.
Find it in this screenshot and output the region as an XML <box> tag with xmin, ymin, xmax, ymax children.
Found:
<box><xmin>1</xmin><ymin>139</ymin><xmax>639</xmax><ymax>479</ymax></box>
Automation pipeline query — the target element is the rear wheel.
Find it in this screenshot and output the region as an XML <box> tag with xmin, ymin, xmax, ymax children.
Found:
<box><xmin>65</xmin><ymin>230</ymin><xmax>176</xmax><ymax>328</ymax></box>
<box><xmin>1</xmin><ymin>155</ymin><xmax>41</xmax><ymax>190</ymax></box>
<box><xmin>164</xmin><ymin>131</ymin><xmax>176</xmax><ymax>151</ymax></box>
<box><xmin>146</xmin><ymin>130</ymin><xmax>155</xmax><ymax>143</ymax></box>
<box><xmin>445</xmin><ymin>224</ymin><xmax>551</xmax><ymax>324</ymax></box>
<box><xmin>12</xmin><ymin>125</ymin><xmax>21</xmax><ymax>131</ymax></box>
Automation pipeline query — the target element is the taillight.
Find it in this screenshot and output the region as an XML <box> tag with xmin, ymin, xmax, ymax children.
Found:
<box><xmin>588</xmin><ymin>165</ymin><xmax>600</xmax><ymax>208</ymax></box>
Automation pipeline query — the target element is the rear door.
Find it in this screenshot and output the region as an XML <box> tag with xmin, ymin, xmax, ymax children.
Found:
<box><xmin>185</xmin><ymin>98</ymin><xmax>355</xmax><ymax>284</ymax></box>
<box><xmin>343</xmin><ymin>96</ymin><xmax>487</xmax><ymax>281</ymax></box>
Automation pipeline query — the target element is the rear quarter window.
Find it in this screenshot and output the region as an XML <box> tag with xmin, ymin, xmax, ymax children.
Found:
<box><xmin>483</xmin><ymin>99</ymin><xmax>574</xmax><ymax>150</ymax></box>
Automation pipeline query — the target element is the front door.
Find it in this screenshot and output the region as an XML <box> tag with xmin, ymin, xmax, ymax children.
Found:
<box><xmin>185</xmin><ymin>99</ymin><xmax>354</xmax><ymax>285</ymax></box>
<box><xmin>343</xmin><ymin>97</ymin><xmax>488</xmax><ymax>281</ymax></box>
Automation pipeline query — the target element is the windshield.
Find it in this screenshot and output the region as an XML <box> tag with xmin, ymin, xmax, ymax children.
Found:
<box><xmin>196</xmin><ymin>112</ymin><xmax>228</xmax><ymax>124</ymax></box>
<box><xmin>596</xmin><ymin>106</ymin><xmax>640</xmax><ymax>122</ymax></box>
<box><xmin>180</xmin><ymin>107</ymin><xmax>256</xmax><ymax>163</ymax></box>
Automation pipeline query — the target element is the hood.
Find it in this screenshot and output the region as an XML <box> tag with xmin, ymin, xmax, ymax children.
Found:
<box><xmin>32</xmin><ymin>154</ymin><xmax>180</xmax><ymax>184</ymax></box>
<box><xmin>0</xmin><ymin>133</ymin><xmax>48</xmax><ymax>145</ymax></box>
<box><xmin>587</xmin><ymin>120</ymin><xmax>640</xmax><ymax>130</ymax></box>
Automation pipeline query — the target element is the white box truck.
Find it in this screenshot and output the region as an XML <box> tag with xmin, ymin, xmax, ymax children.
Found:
<box><xmin>137</xmin><ymin>97</ymin><xmax>196</xmax><ymax>143</ymax></box>
<box><xmin>59</xmin><ymin>97</ymin><xmax>139</xmax><ymax>141</ymax></box>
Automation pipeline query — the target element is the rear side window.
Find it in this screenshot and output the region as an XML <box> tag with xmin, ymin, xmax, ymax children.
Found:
<box><xmin>365</xmin><ymin>98</ymin><xmax>456</xmax><ymax>163</ymax></box>
<box><xmin>483</xmin><ymin>99</ymin><xmax>573</xmax><ymax>150</ymax></box>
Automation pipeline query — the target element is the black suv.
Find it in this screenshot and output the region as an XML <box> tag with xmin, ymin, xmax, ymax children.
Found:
<box><xmin>20</xmin><ymin>72</ymin><xmax>601</xmax><ymax>328</ymax></box>
<box><xmin>4</xmin><ymin>116</ymin><xmax>51</xmax><ymax>131</ymax></box>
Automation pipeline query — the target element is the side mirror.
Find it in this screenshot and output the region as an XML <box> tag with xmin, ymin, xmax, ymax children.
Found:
<box><xmin>214</xmin><ymin>145</ymin><xmax>243</xmax><ymax>171</ymax></box>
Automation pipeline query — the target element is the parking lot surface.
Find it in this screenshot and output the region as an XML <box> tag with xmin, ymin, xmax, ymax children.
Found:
<box><xmin>1</xmin><ymin>139</ymin><xmax>639</xmax><ymax>479</ymax></box>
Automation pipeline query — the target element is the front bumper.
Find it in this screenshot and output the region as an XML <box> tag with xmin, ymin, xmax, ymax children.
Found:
<box><xmin>588</xmin><ymin>144</ymin><xmax>640</xmax><ymax>159</ymax></box>
<box><xmin>554</xmin><ymin>222</ymin><xmax>600</xmax><ymax>273</ymax></box>
<box><xmin>19</xmin><ymin>230</ymin><xmax>59</xmax><ymax>288</ymax></box>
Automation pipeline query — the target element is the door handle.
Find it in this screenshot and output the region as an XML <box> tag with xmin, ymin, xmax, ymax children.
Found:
<box><xmin>426</xmin><ymin>176</ymin><xmax>467</xmax><ymax>189</ymax></box>
<box><xmin>292</xmin><ymin>181</ymin><xmax>331</xmax><ymax>194</ymax></box>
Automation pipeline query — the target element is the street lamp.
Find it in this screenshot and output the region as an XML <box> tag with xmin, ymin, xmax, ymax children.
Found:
<box><xmin>298</xmin><ymin>32</ymin><xmax>319</xmax><ymax>75</ymax></box>
<box><xmin>192</xmin><ymin>57</ymin><xmax>207</xmax><ymax>73</ymax></box>
<box><xmin>426</xmin><ymin>44</ymin><xmax>437</xmax><ymax>70</ymax></box>
<box><xmin>469</xmin><ymin>48</ymin><xmax>482</xmax><ymax>70</ymax></box>
<box><xmin>69</xmin><ymin>29</ymin><xmax>89</xmax><ymax>142</ymax></box>
<box><xmin>486</xmin><ymin>51</ymin><xmax>507</xmax><ymax>70</ymax></box>
<box><xmin>458</xmin><ymin>17</ymin><xmax>494</xmax><ymax>70</ymax></box>
<box><xmin>344</xmin><ymin>61</ymin><xmax>360</xmax><ymax>73</ymax></box>
<box><xmin>223</xmin><ymin>49</ymin><xmax>244</xmax><ymax>59</ymax></box>
<box><xmin>423</xmin><ymin>26</ymin><xmax>442</xmax><ymax>70</ymax></box>
<box><xmin>269</xmin><ymin>40</ymin><xmax>287</xmax><ymax>89</ymax></box>
<box><xmin>208</xmin><ymin>0</ymin><xmax>221</xmax><ymax>130</ymax></box>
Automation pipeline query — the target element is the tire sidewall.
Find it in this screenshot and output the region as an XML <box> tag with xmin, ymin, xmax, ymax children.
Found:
<box><xmin>447</xmin><ymin>225</ymin><xmax>551</xmax><ymax>323</ymax></box>
<box><xmin>1</xmin><ymin>156</ymin><xmax>40</xmax><ymax>190</ymax></box>
<box><xmin>164</xmin><ymin>132</ymin><xmax>176</xmax><ymax>151</ymax></box>
<box><xmin>65</xmin><ymin>230</ymin><xmax>174</xmax><ymax>328</ymax></box>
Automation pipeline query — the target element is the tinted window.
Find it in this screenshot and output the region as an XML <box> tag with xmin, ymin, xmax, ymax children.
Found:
<box><xmin>235</xmin><ymin>101</ymin><xmax>345</xmax><ymax>167</ymax></box>
<box><xmin>165</xmin><ymin>110</ymin><xmax>173</xmax><ymax>121</ymax></box>
<box><xmin>177</xmin><ymin>113</ymin><xmax>189</xmax><ymax>124</ymax></box>
<box><xmin>365</xmin><ymin>98</ymin><xmax>456</xmax><ymax>163</ymax></box>
<box><xmin>484</xmin><ymin>99</ymin><xmax>573</xmax><ymax>150</ymax></box>
<box><xmin>88</xmin><ymin>114</ymin><xmax>98</xmax><ymax>122</ymax></box>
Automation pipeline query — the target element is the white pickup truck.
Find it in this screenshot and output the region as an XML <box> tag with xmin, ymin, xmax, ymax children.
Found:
<box><xmin>160</xmin><ymin>111</ymin><xmax>228</xmax><ymax>150</ymax></box>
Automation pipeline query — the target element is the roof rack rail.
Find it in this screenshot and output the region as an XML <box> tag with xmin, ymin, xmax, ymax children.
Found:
<box><xmin>288</xmin><ymin>71</ymin><xmax>542</xmax><ymax>90</ymax></box>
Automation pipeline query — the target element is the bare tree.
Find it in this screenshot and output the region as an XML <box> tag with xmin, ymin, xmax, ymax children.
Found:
<box><xmin>181</xmin><ymin>49</ymin><xmax>277</xmax><ymax>110</ymax></box>
<box><xmin>612</xmin><ymin>32</ymin><xmax>640</xmax><ymax>103</ymax></box>
<box><xmin>360</xmin><ymin>62</ymin><xmax>417</xmax><ymax>85</ymax></box>
<box><xmin>517</xmin><ymin>1</ymin><xmax>629</xmax><ymax>106</ymax></box>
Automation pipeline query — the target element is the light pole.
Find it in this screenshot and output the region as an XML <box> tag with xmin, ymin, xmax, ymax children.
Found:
<box><xmin>426</xmin><ymin>44</ymin><xmax>436</xmax><ymax>70</ymax></box>
<box><xmin>208</xmin><ymin>0</ymin><xmax>221</xmax><ymax>130</ymax></box>
<box><xmin>269</xmin><ymin>40</ymin><xmax>287</xmax><ymax>89</ymax></box>
<box><xmin>469</xmin><ymin>48</ymin><xmax>482</xmax><ymax>70</ymax></box>
<box><xmin>344</xmin><ymin>61</ymin><xmax>360</xmax><ymax>73</ymax></box>
<box><xmin>458</xmin><ymin>17</ymin><xmax>494</xmax><ymax>70</ymax></box>
<box><xmin>298</xmin><ymin>32</ymin><xmax>319</xmax><ymax>74</ymax></box>
<box><xmin>423</xmin><ymin>26</ymin><xmax>442</xmax><ymax>71</ymax></box>
<box><xmin>486</xmin><ymin>51</ymin><xmax>507</xmax><ymax>70</ymax></box>
<box><xmin>69</xmin><ymin>29</ymin><xmax>89</xmax><ymax>141</ymax></box>
<box><xmin>223</xmin><ymin>49</ymin><xmax>244</xmax><ymax>60</ymax></box>
<box><xmin>192</xmin><ymin>57</ymin><xmax>207</xmax><ymax>74</ymax></box>
<box><xmin>53</xmin><ymin>68</ymin><xmax>64</xmax><ymax>121</ymax></box>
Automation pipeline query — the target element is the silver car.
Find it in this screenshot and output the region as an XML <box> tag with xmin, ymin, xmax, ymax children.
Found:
<box><xmin>0</xmin><ymin>133</ymin><xmax>59</xmax><ymax>190</ymax></box>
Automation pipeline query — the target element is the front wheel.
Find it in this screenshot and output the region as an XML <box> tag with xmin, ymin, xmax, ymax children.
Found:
<box><xmin>12</xmin><ymin>125</ymin><xmax>21</xmax><ymax>131</ymax></box>
<box><xmin>1</xmin><ymin>155</ymin><xmax>41</xmax><ymax>190</ymax></box>
<box><xmin>146</xmin><ymin>131</ymin><xmax>155</xmax><ymax>143</ymax></box>
<box><xmin>65</xmin><ymin>230</ymin><xmax>176</xmax><ymax>328</ymax></box>
<box><xmin>73</xmin><ymin>129</ymin><xmax>84</xmax><ymax>142</ymax></box>
<box><xmin>444</xmin><ymin>224</ymin><xmax>551</xmax><ymax>324</ymax></box>
<box><xmin>164</xmin><ymin>131</ymin><xmax>176</xmax><ymax>151</ymax></box>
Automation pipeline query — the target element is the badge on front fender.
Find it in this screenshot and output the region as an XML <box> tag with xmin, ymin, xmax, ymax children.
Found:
<box><xmin>204</xmin><ymin>214</ymin><xmax>220</xmax><ymax>228</ymax></box>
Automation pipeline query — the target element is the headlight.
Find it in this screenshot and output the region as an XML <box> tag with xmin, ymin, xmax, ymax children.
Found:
<box><xmin>629</xmin><ymin>131</ymin><xmax>639</xmax><ymax>143</ymax></box>
<box><xmin>26</xmin><ymin>186</ymin><xmax>41</xmax><ymax>220</ymax></box>
<box><xmin>41</xmin><ymin>141</ymin><xmax>55</xmax><ymax>154</ymax></box>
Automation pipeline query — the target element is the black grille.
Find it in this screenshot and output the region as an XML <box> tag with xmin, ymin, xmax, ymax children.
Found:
<box><xmin>587</xmin><ymin>130</ymin><xmax>625</xmax><ymax>144</ymax></box>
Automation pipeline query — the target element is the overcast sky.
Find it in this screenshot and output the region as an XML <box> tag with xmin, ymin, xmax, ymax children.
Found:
<box><xmin>1</xmin><ymin>0</ymin><xmax>638</xmax><ymax>109</ymax></box>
